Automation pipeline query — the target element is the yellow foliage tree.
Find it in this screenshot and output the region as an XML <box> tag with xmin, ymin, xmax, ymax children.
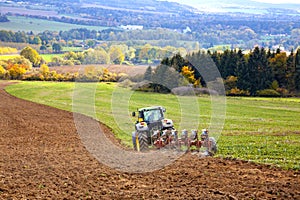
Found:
<box><xmin>109</xmin><ymin>45</ymin><xmax>125</xmax><ymax>64</ymax></box>
<box><xmin>181</xmin><ymin>66</ymin><xmax>196</xmax><ymax>85</ymax></box>
<box><xmin>7</xmin><ymin>63</ymin><xmax>27</xmax><ymax>79</ymax></box>
<box><xmin>20</xmin><ymin>46</ymin><xmax>41</xmax><ymax>67</ymax></box>
<box><xmin>0</xmin><ymin>47</ymin><xmax>18</xmax><ymax>55</ymax></box>
<box><xmin>39</xmin><ymin>64</ymin><xmax>49</xmax><ymax>77</ymax></box>
<box><xmin>0</xmin><ymin>65</ymin><xmax>6</xmax><ymax>79</ymax></box>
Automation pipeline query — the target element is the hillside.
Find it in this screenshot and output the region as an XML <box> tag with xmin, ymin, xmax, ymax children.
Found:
<box><xmin>168</xmin><ymin>0</ymin><xmax>300</xmax><ymax>14</ymax></box>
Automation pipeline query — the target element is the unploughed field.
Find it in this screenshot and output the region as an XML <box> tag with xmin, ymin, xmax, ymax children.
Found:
<box><xmin>1</xmin><ymin>80</ymin><xmax>300</xmax><ymax>199</ymax></box>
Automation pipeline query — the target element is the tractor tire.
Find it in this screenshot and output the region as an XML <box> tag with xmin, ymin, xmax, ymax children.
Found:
<box><xmin>138</xmin><ymin>131</ymin><xmax>149</xmax><ymax>151</ymax></box>
<box><xmin>208</xmin><ymin>137</ymin><xmax>217</xmax><ymax>154</ymax></box>
<box><xmin>132</xmin><ymin>134</ymin><xmax>137</xmax><ymax>151</ymax></box>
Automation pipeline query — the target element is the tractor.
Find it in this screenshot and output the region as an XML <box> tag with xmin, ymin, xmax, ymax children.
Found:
<box><xmin>132</xmin><ymin>106</ymin><xmax>175</xmax><ymax>151</ymax></box>
<box><xmin>131</xmin><ymin>106</ymin><xmax>217</xmax><ymax>155</ymax></box>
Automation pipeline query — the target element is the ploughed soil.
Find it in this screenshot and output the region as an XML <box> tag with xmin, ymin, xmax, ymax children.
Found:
<box><xmin>0</xmin><ymin>81</ymin><xmax>299</xmax><ymax>199</ymax></box>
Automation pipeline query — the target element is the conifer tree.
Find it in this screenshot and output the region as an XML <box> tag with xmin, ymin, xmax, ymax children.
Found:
<box><xmin>143</xmin><ymin>66</ymin><xmax>152</xmax><ymax>81</ymax></box>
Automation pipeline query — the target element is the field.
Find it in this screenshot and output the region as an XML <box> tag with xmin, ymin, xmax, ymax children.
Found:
<box><xmin>0</xmin><ymin>54</ymin><xmax>19</xmax><ymax>61</ymax></box>
<box><xmin>6</xmin><ymin>81</ymin><xmax>300</xmax><ymax>170</ymax></box>
<box><xmin>0</xmin><ymin>16</ymin><xmax>110</xmax><ymax>33</ymax></box>
<box><xmin>40</xmin><ymin>54</ymin><xmax>64</xmax><ymax>62</ymax></box>
<box><xmin>1</xmin><ymin>80</ymin><xmax>299</xmax><ymax>199</ymax></box>
<box><xmin>0</xmin><ymin>54</ymin><xmax>69</xmax><ymax>62</ymax></box>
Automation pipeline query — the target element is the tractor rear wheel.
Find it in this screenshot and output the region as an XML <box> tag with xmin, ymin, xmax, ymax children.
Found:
<box><xmin>138</xmin><ymin>131</ymin><xmax>149</xmax><ymax>151</ymax></box>
<box><xmin>208</xmin><ymin>137</ymin><xmax>217</xmax><ymax>154</ymax></box>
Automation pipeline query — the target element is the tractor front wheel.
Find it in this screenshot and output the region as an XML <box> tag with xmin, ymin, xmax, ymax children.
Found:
<box><xmin>137</xmin><ymin>131</ymin><xmax>149</xmax><ymax>152</ymax></box>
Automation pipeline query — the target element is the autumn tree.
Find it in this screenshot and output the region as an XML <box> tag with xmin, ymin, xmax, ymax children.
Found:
<box><xmin>83</xmin><ymin>48</ymin><xmax>109</xmax><ymax>64</ymax></box>
<box><xmin>20</xmin><ymin>46</ymin><xmax>41</xmax><ymax>67</ymax></box>
<box><xmin>7</xmin><ymin>63</ymin><xmax>27</xmax><ymax>79</ymax></box>
<box><xmin>109</xmin><ymin>45</ymin><xmax>125</xmax><ymax>64</ymax></box>
<box><xmin>7</xmin><ymin>56</ymin><xmax>32</xmax><ymax>70</ymax></box>
<box><xmin>0</xmin><ymin>65</ymin><xmax>6</xmax><ymax>79</ymax></box>
<box><xmin>269</xmin><ymin>51</ymin><xmax>288</xmax><ymax>88</ymax></box>
<box><xmin>181</xmin><ymin>66</ymin><xmax>196</xmax><ymax>85</ymax></box>
<box><xmin>39</xmin><ymin>64</ymin><xmax>50</xmax><ymax>77</ymax></box>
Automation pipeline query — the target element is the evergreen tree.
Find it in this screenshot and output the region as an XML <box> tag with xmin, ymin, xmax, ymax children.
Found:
<box><xmin>210</xmin><ymin>51</ymin><xmax>221</xmax><ymax>74</ymax></box>
<box><xmin>170</xmin><ymin>53</ymin><xmax>186</xmax><ymax>72</ymax></box>
<box><xmin>236</xmin><ymin>50</ymin><xmax>250</xmax><ymax>91</ymax></box>
<box><xmin>143</xmin><ymin>66</ymin><xmax>152</xmax><ymax>81</ymax></box>
<box><xmin>295</xmin><ymin>48</ymin><xmax>300</xmax><ymax>92</ymax></box>
<box><xmin>247</xmin><ymin>47</ymin><xmax>272</xmax><ymax>95</ymax></box>
<box><xmin>143</xmin><ymin>64</ymin><xmax>182</xmax><ymax>93</ymax></box>
<box><xmin>286</xmin><ymin>49</ymin><xmax>296</xmax><ymax>92</ymax></box>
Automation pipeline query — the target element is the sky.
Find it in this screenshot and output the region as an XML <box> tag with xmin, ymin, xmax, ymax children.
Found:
<box><xmin>253</xmin><ymin>0</ymin><xmax>300</xmax><ymax>3</ymax></box>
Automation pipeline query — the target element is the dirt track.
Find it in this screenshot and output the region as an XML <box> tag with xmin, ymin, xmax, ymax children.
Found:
<box><xmin>0</xmin><ymin>81</ymin><xmax>299</xmax><ymax>199</ymax></box>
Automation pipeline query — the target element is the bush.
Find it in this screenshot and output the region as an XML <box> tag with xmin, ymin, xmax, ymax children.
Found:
<box><xmin>276</xmin><ymin>88</ymin><xmax>290</xmax><ymax>97</ymax></box>
<box><xmin>118</xmin><ymin>79</ymin><xmax>134</xmax><ymax>88</ymax></box>
<box><xmin>256</xmin><ymin>89</ymin><xmax>280</xmax><ymax>97</ymax></box>
<box><xmin>227</xmin><ymin>87</ymin><xmax>250</xmax><ymax>96</ymax></box>
<box><xmin>132</xmin><ymin>81</ymin><xmax>153</xmax><ymax>92</ymax></box>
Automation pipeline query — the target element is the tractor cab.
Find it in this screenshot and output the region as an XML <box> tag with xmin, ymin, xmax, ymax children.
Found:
<box><xmin>132</xmin><ymin>106</ymin><xmax>174</xmax><ymax>151</ymax></box>
<box><xmin>136</xmin><ymin>106</ymin><xmax>165</xmax><ymax>124</ymax></box>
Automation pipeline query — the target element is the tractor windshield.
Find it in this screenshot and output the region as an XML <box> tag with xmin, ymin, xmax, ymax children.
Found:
<box><xmin>143</xmin><ymin>109</ymin><xmax>163</xmax><ymax>122</ymax></box>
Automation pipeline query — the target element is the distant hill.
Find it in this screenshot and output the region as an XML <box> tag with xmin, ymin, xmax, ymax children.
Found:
<box><xmin>167</xmin><ymin>0</ymin><xmax>300</xmax><ymax>15</ymax></box>
<box><xmin>82</xmin><ymin>0</ymin><xmax>197</xmax><ymax>13</ymax></box>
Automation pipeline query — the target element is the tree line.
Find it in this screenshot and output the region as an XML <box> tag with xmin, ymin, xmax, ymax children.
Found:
<box><xmin>141</xmin><ymin>47</ymin><xmax>300</xmax><ymax>96</ymax></box>
<box><xmin>0</xmin><ymin>46</ymin><xmax>123</xmax><ymax>82</ymax></box>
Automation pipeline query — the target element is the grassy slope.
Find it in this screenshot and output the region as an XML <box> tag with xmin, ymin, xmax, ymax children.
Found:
<box><xmin>0</xmin><ymin>16</ymin><xmax>109</xmax><ymax>33</ymax></box>
<box><xmin>5</xmin><ymin>81</ymin><xmax>300</xmax><ymax>169</ymax></box>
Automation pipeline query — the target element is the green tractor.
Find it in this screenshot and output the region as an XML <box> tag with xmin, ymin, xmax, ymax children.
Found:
<box><xmin>132</xmin><ymin>106</ymin><xmax>175</xmax><ymax>151</ymax></box>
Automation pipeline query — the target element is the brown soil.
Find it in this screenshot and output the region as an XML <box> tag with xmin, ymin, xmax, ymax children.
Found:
<box><xmin>0</xmin><ymin>81</ymin><xmax>299</xmax><ymax>199</ymax></box>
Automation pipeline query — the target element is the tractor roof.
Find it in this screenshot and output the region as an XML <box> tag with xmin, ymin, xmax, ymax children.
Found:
<box><xmin>138</xmin><ymin>106</ymin><xmax>164</xmax><ymax>112</ymax></box>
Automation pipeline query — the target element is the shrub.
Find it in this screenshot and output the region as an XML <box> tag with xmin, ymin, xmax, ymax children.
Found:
<box><xmin>7</xmin><ymin>63</ymin><xmax>27</xmax><ymax>79</ymax></box>
<box><xmin>132</xmin><ymin>81</ymin><xmax>153</xmax><ymax>92</ymax></box>
<box><xmin>256</xmin><ymin>89</ymin><xmax>280</xmax><ymax>97</ymax></box>
<box><xmin>276</xmin><ymin>88</ymin><xmax>290</xmax><ymax>97</ymax></box>
<box><xmin>118</xmin><ymin>79</ymin><xmax>134</xmax><ymax>88</ymax></box>
<box><xmin>227</xmin><ymin>87</ymin><xmax>250</xmax><ymax>96</ymax></box>
<box><xmin>0</xmin><ymin>65</ymin><xmax>7</xmax><ymax>79</ymax></box>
